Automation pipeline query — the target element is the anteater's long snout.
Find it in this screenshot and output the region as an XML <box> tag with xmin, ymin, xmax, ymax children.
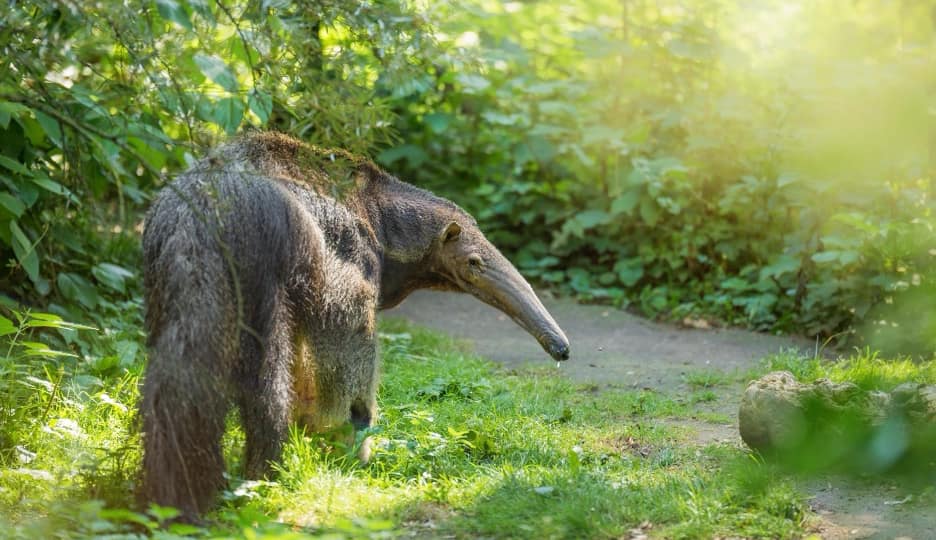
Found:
<box><xmin>475</xmin><ymin>255</ymin><xmax>571</xmax><ymax>362</ymax></box>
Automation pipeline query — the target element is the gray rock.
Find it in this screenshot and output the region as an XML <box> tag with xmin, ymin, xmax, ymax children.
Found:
<box><xmin>738</xmin><ymin>371</ymin><xmax>806</xmax><ymax>452</ymax></box>
<box><xmin>890</xmin><ymin>382</ymin><xmax>936</xmax><ymax>422</ymax></box>
<box><xmin>737</xmin><ymin>370</ymin><xmax>933</xmax><ymax>453</ymax></box>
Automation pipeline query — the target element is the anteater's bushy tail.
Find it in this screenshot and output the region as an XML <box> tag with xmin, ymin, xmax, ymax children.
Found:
<box><xmin>139</xmin><ymin>187</ymin><xmax>238</xmax><ymax>520</ymax></box>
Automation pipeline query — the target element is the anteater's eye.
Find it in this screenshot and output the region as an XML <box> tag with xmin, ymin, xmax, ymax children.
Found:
<box><xmin>468</xmin><ymin>254</ymin><xmax>483</xmax><ymax>268</ymax></box>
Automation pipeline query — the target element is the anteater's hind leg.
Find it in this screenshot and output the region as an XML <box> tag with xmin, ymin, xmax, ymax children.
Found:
<box><xmin>237</xmin><ymin>296</ymin><xmax>295</xmax><ymax>479</ymax></box>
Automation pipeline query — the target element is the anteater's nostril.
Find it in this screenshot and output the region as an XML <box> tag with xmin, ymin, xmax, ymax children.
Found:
<box><xmin>552</xmin><ymin>342</ymin><xmax>570</xmax><ymax>361</ymax></box>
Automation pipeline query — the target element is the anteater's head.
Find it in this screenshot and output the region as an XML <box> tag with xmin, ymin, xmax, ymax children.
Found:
<box><xmin>428</xmin><ymin>218</ymin><xmax>571</xmax><ymax>362</ymax></box>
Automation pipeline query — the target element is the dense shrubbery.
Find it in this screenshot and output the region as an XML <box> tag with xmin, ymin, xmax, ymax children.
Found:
<box><xmin>0</xmin><ymin>0</ymin><xmax>434</xmax><ymax>322</ymax></box>
<box><xmin>1</xmin><ymin>0</ymin><xmax>934</xmax><ymax>352</ymax></box>
<box><xmin>381</xmin><ymin>1</ymin><xmax>936</xmax><ymax>351</ymax></box>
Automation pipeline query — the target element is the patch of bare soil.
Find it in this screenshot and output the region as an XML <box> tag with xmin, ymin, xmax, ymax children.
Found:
<box><xmin>804</xmin><ymin>479</ymin><xmax>933</xmax><ymax>540</ymax></box>
<box><xmin>385</xmin><ymin>290</ymin><xmax>934</xmax><ymax>539</ymax></box>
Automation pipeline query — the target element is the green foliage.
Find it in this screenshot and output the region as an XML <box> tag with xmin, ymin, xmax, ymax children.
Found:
<box><xmin>0</xmin><ymin>0</ymin><xmax>437</xmax><ymax>310</ymax></box>
<box><xmin>379</xmin><ymin>0</ymin><xmax>936</xmax><ymax>349</ymax></box>
<box><xmin>2</xmin><ymin>0</ymin><xmax>934</xmax><ymax>353</ymax></box>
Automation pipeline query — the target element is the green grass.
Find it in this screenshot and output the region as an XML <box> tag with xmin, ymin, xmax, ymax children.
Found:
<box><xmin>0</xmin><ymin>314</ymin><xmax>807</xmax><ymax>539</ymax></box>
<box><xmin>11</xmin><ymin>314</ymin><xmax>935</xmax><ymax>538</ymax></box>
<box><xmin>753</xmin><ymin>348</ymin><xmax>936</xmax><ymax>390</ymax></box>
<box><xmin>682</xmin><ymin>369</ymin><xmax>730</xmax><ymax>389</ymax></box>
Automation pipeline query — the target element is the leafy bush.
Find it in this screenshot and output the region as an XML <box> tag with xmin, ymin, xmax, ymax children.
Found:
<box><xmin>0</xmin><ymin>0</ymin><xmax>437</xmax><ymax>311</ymax></box>
<box><xmin>2</xmin><ymin>0</ymin><xmax>933</xmax><ymax>354</ymax></box>
<box><xmin>379</xmin><ymin>0</ymin><xmax>935</xmax><ymax>351</ymax></box>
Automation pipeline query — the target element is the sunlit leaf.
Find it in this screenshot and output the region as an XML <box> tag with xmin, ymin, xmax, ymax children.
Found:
<box><xmin>155</xmin><ymin>0</ymin><xmax>193</xmax><ymax>30</ymax></box>
<box><xmin>0</xmin><ymin>314</ymin><xmax>16</xmax><ymax>337</ymax></box>
<box><xmin>194</xmin><ymin>53</ymin><xmax>238</xmax><ymax>92</ymax></box>
<box><xmin>10</xmin><ymin>220</ymin><xmax>39</xmax><ymax>282</ymax></box>
<box><xmin>213</xmin><ymin>97</ymin><xmax>245</xmax><ymax>134</ymax></box>
<box><xmin>248</xmin><ymin>89</ymin><xmax>273</xmax><ymax>124</ymax></box>
<box><xmin>456</xmin><ymin>73</ymin><xmax>490</xmax><ymax>93</ymax></box>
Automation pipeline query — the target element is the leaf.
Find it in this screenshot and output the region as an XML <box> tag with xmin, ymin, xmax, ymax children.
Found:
<box><xmin>25</xmin><ymin>312</ymin><xmax>96</xmax><ymax>331</ymax></box>
<box><xmin>567</xmin><ymin>267</ymin><xmax>592</xmax><ymax>292</ymax></box>
<box><xmin>20</xmin><ymin>342</ymin><xmax>77</xmax><ymax>358</ymax></box>
<box><xmin>423</xmin><ymin>113</ymin><xmax>451</xmax><ymax>134</ymax></box>
<box><xmin>194</xmin><ymin>53</ymin><xmax>238</xmax><ymax>93</ymax></box>
<box><xmin>720</xmin><ymin>277</ymin><xmax>752</xmax><ymax>291</ymax></box>
<box><xmin>0</xmin><ymin>155</ymin><xmax>32</xmax><ymax>176</ymax></box>
<box><xmin>527</xmin><ymin>136</ymin><xmax>556</xmax><ymax>162</ymax></box>
<box><xmin>574</xmin><ymin>209</ymin><xmax>610</xmax><ymax>229</ymax></box>
<box><xmin>377</xmin><ymin>144</ymin><xmax>428</xmax><ymax>167</ymax></box>
<box><xmin>33</xmin><ymin>111</ymin><xmax>62</xmax><ymax>147</ymax></box>
<box><xmin>610</xmin><ymin>190</ymin><xmax>640</xmax><ymax>216</ymax></box>
<box><xmin>100</xmin><ymin>508</ymin><xmax>156</xmax><ymax>529</ymax></box>
<box><xmin>639</xmin><ymin>199</ymin><xmax>659</xmax><ymax>226</ymax></box>
<box><xmin>91</xmin><ymin>263</ymin><xmax>134</xmax><ymax>293</ymax></box>
<box><xmin>116</xmin><ymin>340</ymin><xmax>139</xmax><ymax>366</ymax></box>
<box><xmin>777</xmin><ymin>173</ymin><xmax>797</xmax><ymax>188</ymax></box>
<box><xmin>759</xmin><ymin>255</ymin><xmax>800</xmax><ymax>280</ymax></box>
<box><xmin>0</xmin><ymin>101</ymin><xmax>30</xmax><ymax>129</ymax></box>
<box><xmin>248</xmin><ymin>90</ymin><xmax>273</xmax><ymax>124</ymax></box>
<box><xmin>0</xmin><ymin>191</ymin><xmax>25</xmax><ymax>217</ymax></box>
<box><xmin>838</xmin><ymin>250</ymin><xmax>860</xmax><ymax>265</ymax></box>
<box><xmin>481</xmin><ymin>111</ymin><xmax>522</xmax><ymax>126</ymax></box>
<box><xmin>128</xmin><ymin>136</ymin><xmax>168</xmax><ymax>170</ymax></box>
<box><xmin>811</xmin><ymin>251</ymin><xmax>840</xmax><ymax>264</ymax></box>
<box><xmin>213</xmin><ymin>97</ymin><xmax>245</xmax><ymax>134</ymax></box>
<box><xmin>567</xmin><ymin>446</ymin><xmax>582</xmax><ymax>473</ymax></box>
<box><xmin>10</xmin><ymin>220</ymin><xmax>39</xmax><ymax>283</ymax></box>
<box><xmin>0</xmin><ymin>314</ymin><xmax>16</xmax><ymax>337</ymax></box>
<box><xmin>23</xmin><ymin>375</ymin><xmax>55</xmax><ymax>391</ymax></box>
<box><xmin>456</xmin><ymin>73</ymin><xmax>490</xmax><ymax>93</ymax></box>
<box><xmin>57</xmin><ymin>272</ymin><xmax>100</xmax><ymax>309</ymax></box>
<box><xmin>568</xmin><ymin>144</ymin><xmax>594</xmax><ymax>167</ymax></box>
<box><xmin>614</xmin><ymin>258</ymin><xmax>644</xmax><ymax>287</ymax></box>
<box><xmin>155</xmin><ymin>0</ymin><xmax>193</xmax><ymax>30</ymax></box>
<box><xmin>30</xmin><ymin>175</ymin><xmax>78</xmax><ymax>203</ymax></box>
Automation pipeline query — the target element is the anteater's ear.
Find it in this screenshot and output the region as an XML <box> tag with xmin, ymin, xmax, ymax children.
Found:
<box><xmin>441</xmin><ymin>221</ymin><xmax>462</xmax><ymax>243</ymax></box>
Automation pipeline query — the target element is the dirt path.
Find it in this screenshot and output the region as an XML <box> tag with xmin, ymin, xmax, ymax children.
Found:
<box><xmin>385</xmin><ymin>290</ymin><xmax>933</xmax><ymax>540</ymax></box>
<box><xmin>386</xmin><ymin>290</ymin><xmax>810</xmax><ymax>389</ymax></box>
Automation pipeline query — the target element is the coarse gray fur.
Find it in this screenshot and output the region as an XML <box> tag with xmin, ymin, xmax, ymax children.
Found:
<box><xmin>140</xmin><ymin>132</ymin><xmax>569</xmax><ymax>519</ymax></box>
